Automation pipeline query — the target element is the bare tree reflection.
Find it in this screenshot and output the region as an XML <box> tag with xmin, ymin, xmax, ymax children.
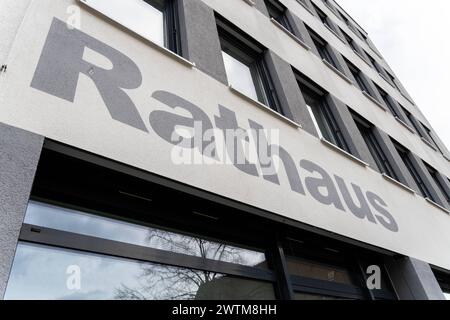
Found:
<box><xmin>114</xmin><ymin>229</ymin><xmax>269</xmax><ymax>300</ymax></box>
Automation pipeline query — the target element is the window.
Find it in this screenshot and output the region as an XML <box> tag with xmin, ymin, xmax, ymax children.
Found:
<box><xmin>334</xmin><ymin>8</ymin><xmax>347</xmax><ymax>22</ymax></box>
<box><xmin>366</xmin><ymin>52</ymin><xmax>384</xmax><ymax>74</ymax></box>
<box><xmin>393</xmin><ymin>141</ymin><xmax>434</xmax><ymax>200</ymax></box>
<box><xmin>356</xmin><ymin>29</ymin><xmax>368</xmax><ymax>43</ymax></box>
<box><xmin>353</xmin><ymin>113</ymin><xmax>398</xmax><ymax>179</ymax></box>
<box><xmin>83</xmin><ymin>0</ymin><xmax>181</xmax><ymax>54</ymax></box>
<box><xmin>375</xmin><ymin>84</ymin><xmax>399</xmax><ymax>117</ymax></box>
<box><xmin>345</xmin><ymin>59</ymin><xmax>372</xmax><ymax>96</ymax></box>
<box><xmin>322</xmin><ymin>0</ymin><xmax>337</xmax><ymax>15</ymax></box>
<box><xmin>311</xmin><ymin>3</ymin><xmax>332</xmax><ymax>30</ymax></box>
<box><xmin>339</xmin><ymin>10</ymin><xmax>351</xmax><ymax>26</ymax></box>
<box><xmin>342</xmin><ymin>31</ymin><xmax>358</xmax><ymax>52</ymax></box>
<box><xmin>434</xmin><ymin>269</ymin><xmax>450</xmax><ymax>300</ymax></box>
<box><xmin>307</xmin><ymin>27</ymin><xmax>337</xmax><ymax>68</ymax></box>
<box><xmin>5</xmin><ymin>201</ymin><xmax>275</xmax><ymax>300</ymax></box>
<box><xmin>400</xmin><ymin>108</ymin><xmax>442</xmax><ymax>152</ymax></box>
<box><xmin>296</xmin><ymin>75</ymin><xmax>350</xmax><ymax>152</ymax></box>
<box><xmin>401</xmin><ymin>106</ymin><xmax>422</xmax><ymax>136</ymax></box>
<box><xmin>422</xmin><ymin>123</ymin><xmax>442</xmax><ymax>152</ymax></box>
<box><xmin>283</xmin><ymin>237</ymin><xmax>396</xmax><ymax>300</ymax></box>
<box><xmin>385</xmin><ymin>70</ymin><xmax>401</xmax><ymax>91</ymax></box>
<box><xmin>3</xmin><ymin>146</ymin><xmax>279</xmax><ymax>301</ymax></box>
<box><xmin>23</xmin><ymin>202</ymin><xmax>267</xmax><ymax>267</ymax></box>
<box><xmin>264</xmin><ymin>0</ymin><xmax>292</xmax><ymax>32</ymax></box>
<box><xmin>424</xmin><ymin>164</ymin><xmax>450</xmax><ymax>206</ymax></box>
<box><xmin>217</xmin><ymin>17</ymin><xmax>281</xmax><ymax>113</ymax></box>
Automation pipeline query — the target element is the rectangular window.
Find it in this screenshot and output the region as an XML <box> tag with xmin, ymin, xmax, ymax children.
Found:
<box><xmin>23</xmin><ymin>202</ymin><xmax>267</xmax><ymax>267</ymax></box>
<box><xmin>393</xmin><ymin>141</ymin><xmax>434</xmax><ymax>200</ymax></box>
<box><xmin>341</xmin><ymin>14</ymin><xmax>363</xmax><ymax>42</ymax></box>
<box><xmin>422</xmin><ymin>123</ymin><xmax>442</xmax><ymax>152</ymax></box>
<box><xmin>307</xmin><ymin>27</ymin><xmax>337</xmax><ymax>68</ymax></box>
<box><xmin>283</xmin><ymin>238</ymin><xmax>396</xmax><ymax>300</ymax></box>
<box><xmin>375</xmin><ymin>84</ymin><xmax>398</xmax><ymax>117</ymax></box>
<box><xmin>218</xmin><ymin>17</ymin><xmax>281</xmax><ymax>113</ymax></box>
<box><xmin>345</xmin><ymin>59</ymin><xmax>371</xmax><ymax>95</ymax></box>
<box><xmin>424</xmin><ymin>164</ymin><xmax>450</xmax><ymax>206</ymax></box>
<box><xmin>264</xmin><ymin>0</ymin><xmax>293</xmax><ymax>32</ymax></box>
<box><xmin>366</xmin><ymin>52</ymin><xmax>384</xmax><ymax>74</ymax></box>
<box><xmin>296</xmin><ymin>75</ymin><xmax>350</xmax><ymax>153</ymax></box>
<box><xmin>339</xmin><ymin>10</ymin><xmax>351</xmax><ymax>26</ymax></box>
<box><xmin>311</xmin><ymin>3</ymin><xmax>332</xmax><ymax>29</ymax></box>
<box><xmin>334</xmin><ymin>8</ymin><xmax>347</xmax><ymax>22</ymax></box>
<box><xmin>385</xmin><ymin>70</ymin><xmax>401</xmax><ymax>91</ymax></box>
<box><xmin>356</xmin><ymin>29</ymin><xmax>368</xmax><ymax>43</ymax></box>
<box><xmin>5</xmin><ymin>201</ymin><xmax>275</xmax><ymax>300</ymax></box>
<box><xmin>342</xmin><ymin>31</ymin><xmax>357</xmax><ymax>51</ymax></box>
<box><xmin>401</xmin><ymin>106</ymin><xmax>423</xmax><ymax>136</ymax></box>
<box><xmin>433</xmin><ymin>270</ymin><xmax>450</xmax><ymax>301</ymax></box>
<box><xmin>322</xmin><ymin>0</ymin><xmax>338</xmax><ymax>16</ymax></box>
<box><xmin>353</xmin><ymin>113</ymin><xmax>398</xmax><ymax>179</ymax></box>
<box><xmin>82</xmin><ymin>0</ymin><xmax>181</xmax><ymax>54</ymax></box>
<box><xmin>6</xmin><ymin>242</ymin><xmax>275</xmax><ymax>300</ymax></box>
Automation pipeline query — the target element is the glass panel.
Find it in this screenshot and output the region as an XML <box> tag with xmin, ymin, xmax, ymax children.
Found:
<box><xmin>295</xmin><ymin>292</ymin><xmax>350</xmax><ymax>300</ymax></box>
<box><xmin>307</xmin><ymin>103</ymin><xmax>336</xmax><ymax>146</ymax></box>
<box><xmin>5</xmin><ymin>243</ymin><xmax>275</xmax><ymax>300</ymax></box>
<box><xmin>222</xmin><ymin>51</ymin><xmax>259</xmax><ymax>101</ymax></box>
<box><xmin>307</xmin><ymin>104</ymin><xmax>324</xmax><ymax>139</ymax></box>
<box><xmin>24</xmin><ymin>201</ymin><xmax>267</xmax><ymax>268</ymax></box>
<box><xmin>287</xmin><ymin>257</ymin><xmax>357</xmax><ymax>286</ymax></box>
<box><xmin>82</xmin><ymin>0</ymin><xmax>165</xmax><ymax>47</ymax></box>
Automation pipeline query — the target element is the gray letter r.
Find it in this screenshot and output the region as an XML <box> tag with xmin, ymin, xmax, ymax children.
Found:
<box><xmin>31</xmin><ymin>18</ymin><xmax>147</xmax><ymax>132</ymax></box>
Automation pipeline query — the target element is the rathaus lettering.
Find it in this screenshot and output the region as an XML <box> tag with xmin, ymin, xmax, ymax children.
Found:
<box><xmin>30</xmin><ymin>18</ymin><xmax>399</xmax><ymax>232</ymax></box>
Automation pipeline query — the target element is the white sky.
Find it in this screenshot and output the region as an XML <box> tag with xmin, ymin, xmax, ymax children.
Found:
<box><xmin>337</xmin><ymin>0</ymin><xmax>450</xmax><ymax>149</ymax></box>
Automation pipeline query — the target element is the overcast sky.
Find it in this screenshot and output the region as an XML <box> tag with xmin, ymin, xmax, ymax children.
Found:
<box><xmin>337</xmin><ymin>0</ymin><xmax>450</xmax><ymax>149</ymax></box>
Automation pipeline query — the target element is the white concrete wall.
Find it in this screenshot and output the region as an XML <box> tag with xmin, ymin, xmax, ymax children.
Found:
<box><xmin>0</xmin><ymin>0</ymin><xmax>450</xmax><ymax>271</ymax></box>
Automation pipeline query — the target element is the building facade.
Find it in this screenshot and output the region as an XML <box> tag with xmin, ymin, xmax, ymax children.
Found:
<box><xmin>0</xmin><ymin>0</ymin><xmax>450</xmax><ymax>300</ymax></box>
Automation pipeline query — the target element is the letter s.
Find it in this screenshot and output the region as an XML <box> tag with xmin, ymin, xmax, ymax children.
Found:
<box><xmin>366</xmin><ymin>191</ymin><xmax>399</xmax><ymax>232</ymax></box>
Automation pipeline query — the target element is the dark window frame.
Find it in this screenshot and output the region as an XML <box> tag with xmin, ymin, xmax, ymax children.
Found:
<box><xmin>433</xmin><ymin>269</ymin><xmax>450</xmax><ymax>298</ymax></box>
<box><xmin>352</xmin><ymin>113</ymin><xmax>398</xmax><ymax>179</ymax></box>
<box><xmin>341</xmin><ymin>29</ymin><xmax>361</xmax><ymax>55</ymax></box>
<box><xmin>283</xmin><ymin>236</ymin><xmax>396</xmax><ymax>300</ymax></box>
<box><xmin>424</xmin><ymin>163</ymin><xmax>450</xmax><ymax>206</ymax></box>
<box><xmin>384</xmin><ymin>70</ymin><xmax>401</xmax><ymax>91</ymax></box>
<box><xmin>345</xmin><ymin>59</ymin><xmax>371</xmax><ymax>95</ymax></box>
<box><xmin>144</xmin><ymin>0</ymin><xmax>182</xmax><ymax>54</ymax></box>
<box><xmin>217</xmin><ymin>16</ymin><xmax>282</xmax><ymax>113</ymax></box>
<box><xmin>375</xmin><ymin>84</ymin><xmax>399</xmax><ymax>117</ymax></box>
<box><xmin>401</xmin><ymin>105</ymin><xmax>423</xmax><ymax>136</ymax></box>
<box><xmin>311</xmin><ymin>2</ymin><xmax>333</xmax><ymax>30</ymax></box>
<box><xmin>422</xmin><ymin>123</ymin><xmax>442</xmax><ymax>153</ymax></box>
<box><xmin>264</xmin><ymin>0</ymin><xmax>293</xmax><ymax>32</ymax></box>
<box><xmin>295</xmin><ymin>74</ymin><xmax>350</xmax><ymax>153</ymax></box>
<box><xmin>307</xmin><ymin>27</ymin><xmax>337</xmax><ymax>68</ymax></box>
<box><xmin>366</xmin><ymin>52</ymin><xmax>384</xmax><ymax>74</ymax></box>
<box><xmin>393</xmin><ymin>141</ymin><xmax>434</xmax><ymax>200</ymax></box>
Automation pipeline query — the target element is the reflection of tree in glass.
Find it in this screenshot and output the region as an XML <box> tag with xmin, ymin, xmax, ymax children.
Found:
<box><xmin>114</xmin><ymin>229</ymin><xmax>269</xmax><ymax>300</ymax></box>
<box><xmin>115</xmin><ymin>264</ymin><xmax>220</xmax><ymax>300</ymax></box>
<box><xmin>145</xmin><ymin>228</ymin><xmax>263</xmax><ymax>265</ymax></box>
